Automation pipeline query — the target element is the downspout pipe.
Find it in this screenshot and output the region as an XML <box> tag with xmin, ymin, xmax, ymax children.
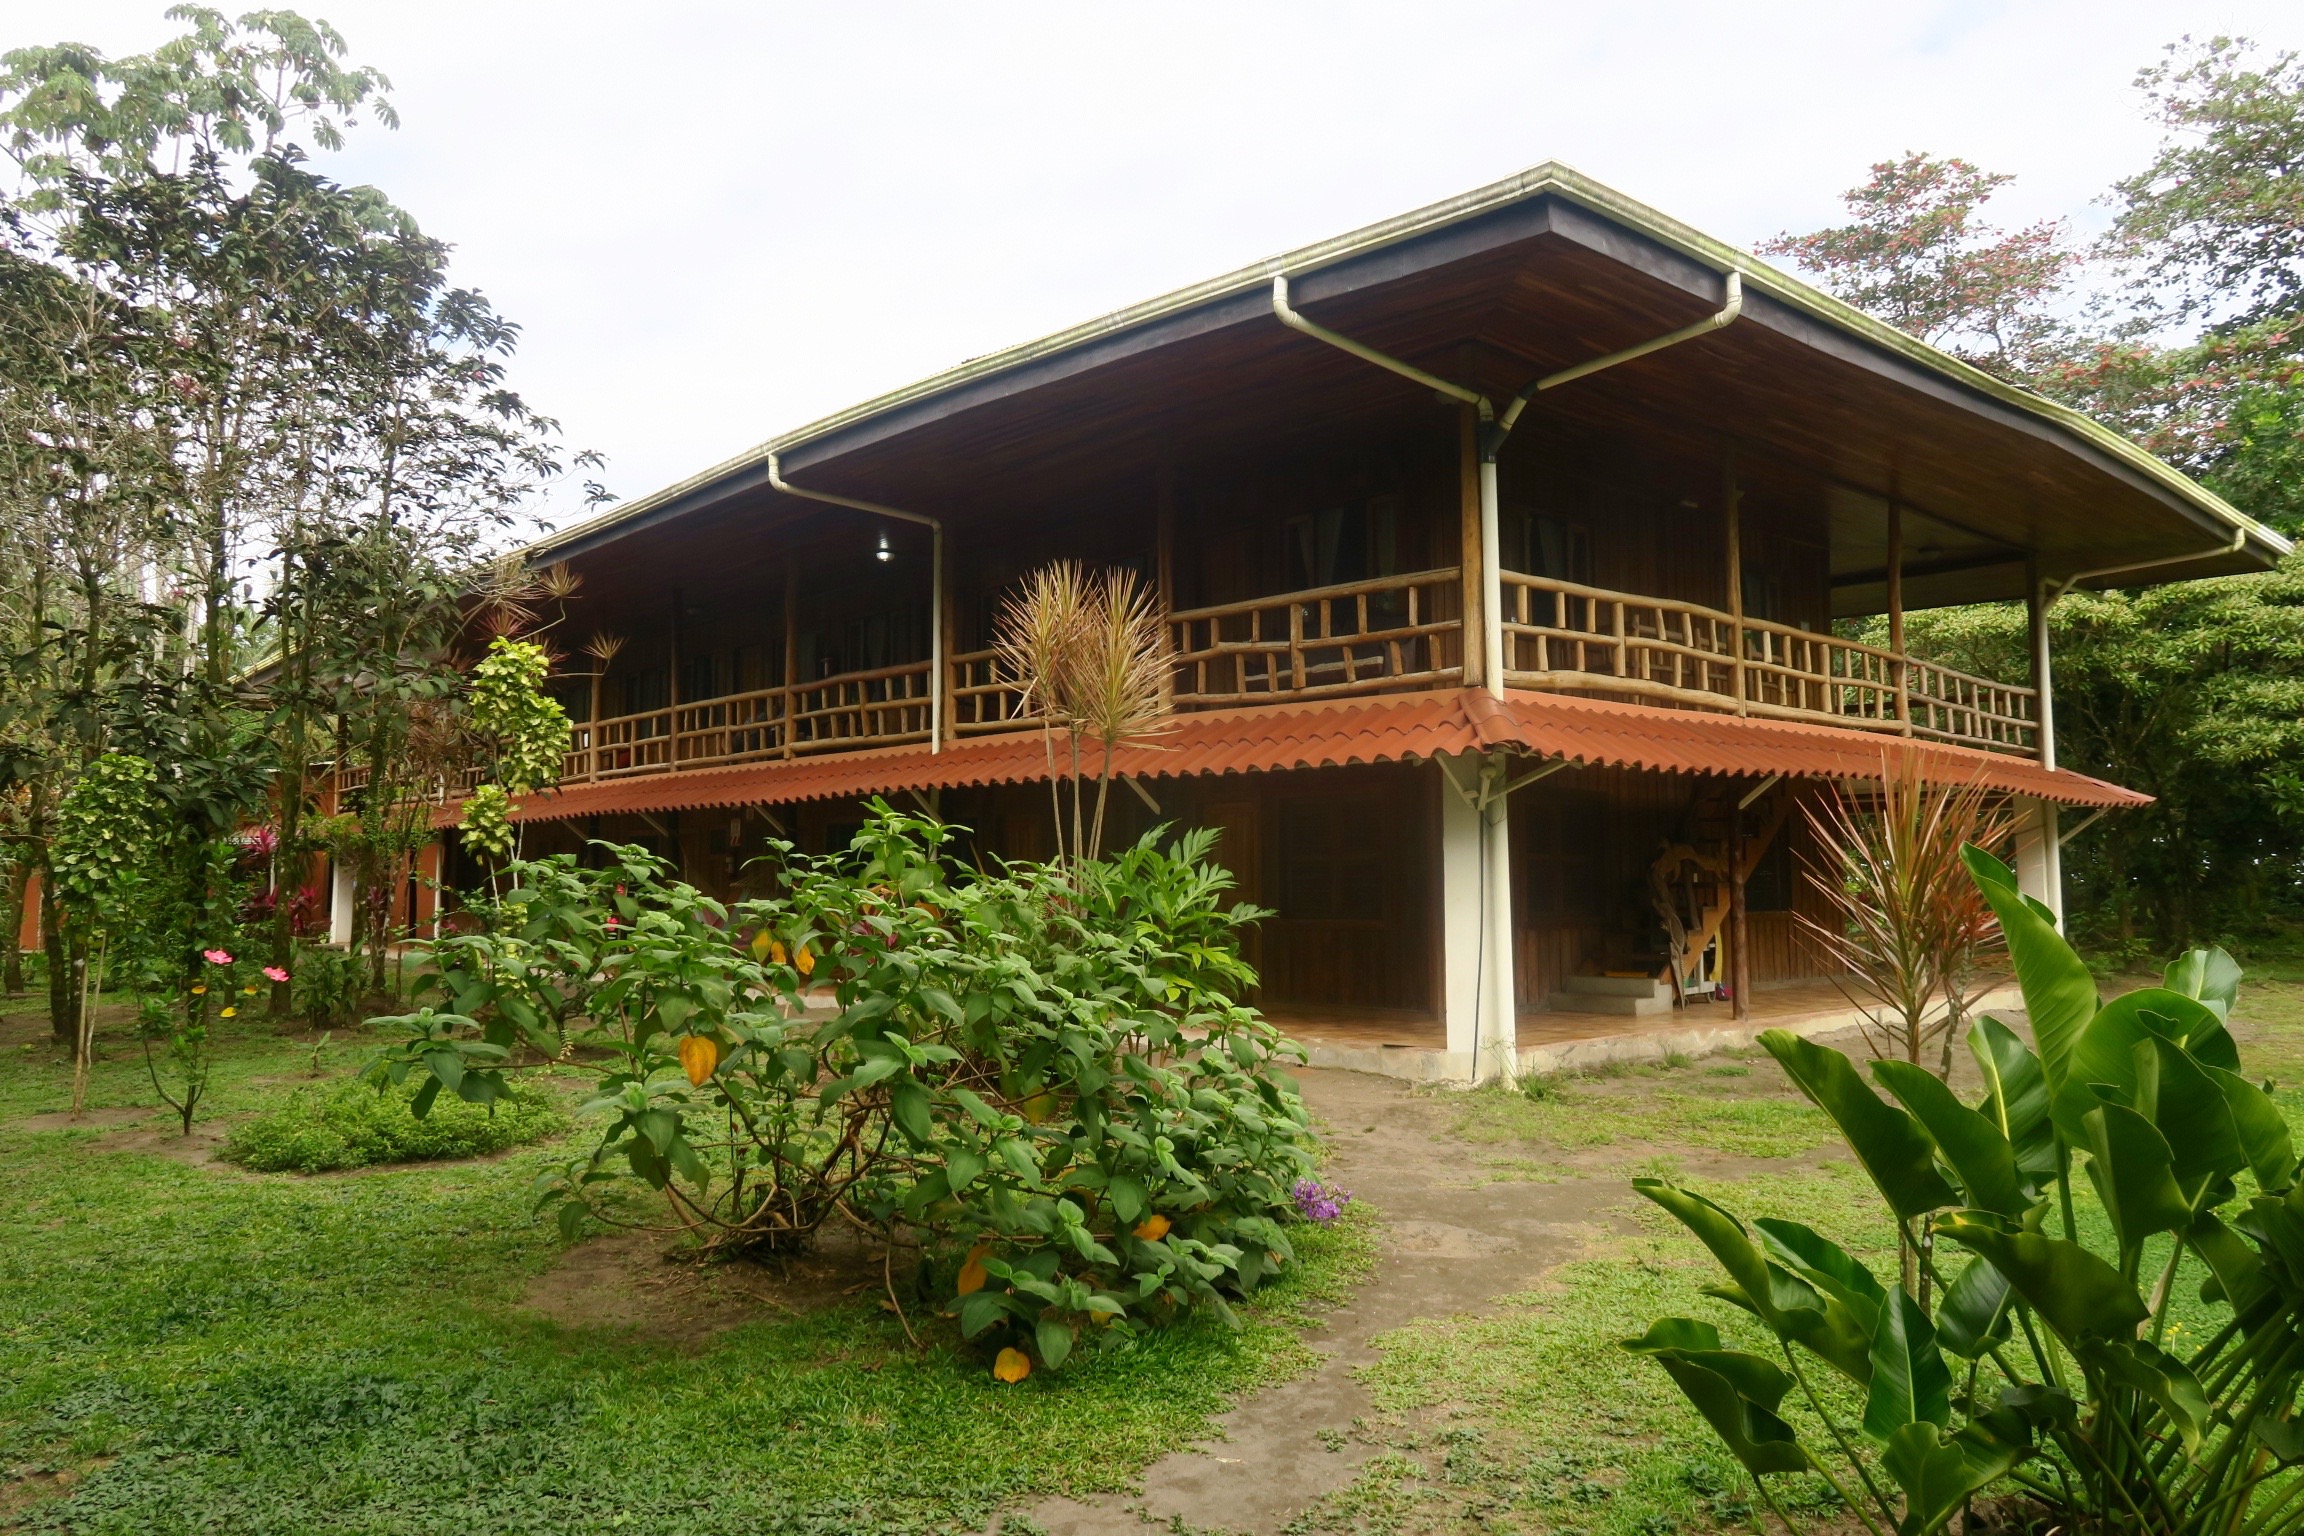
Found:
<box><xmin>765</xmin><ymin>452</ymin><xmax>945</xmax><ymax>754</ymax></box>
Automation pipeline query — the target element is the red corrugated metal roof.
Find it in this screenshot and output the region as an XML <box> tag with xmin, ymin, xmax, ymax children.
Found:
<box><xmin>465</xmin><ymin>689</ymin><xmax>2144</xmax><ymax>826</ymax></box>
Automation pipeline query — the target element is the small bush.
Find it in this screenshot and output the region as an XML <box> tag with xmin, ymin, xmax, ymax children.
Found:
<box><xmin>225</xmin><ymin>1077</ymin><xmax>566</xmax><ymax>1173</ymax></box>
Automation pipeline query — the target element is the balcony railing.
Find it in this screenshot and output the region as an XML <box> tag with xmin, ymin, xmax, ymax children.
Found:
<box><xmin>1498</xmin><ymin>572</ymin><xmax>2038</xmax><ymax>754</ymax></box>
<box><xmin>1166</xmin><ymin>567</ymin><xmax>1465</xmax><ymax>707</ymax></box>
<box><xmin>562</xmin><ymin>660</ymin><xmax>934</xmax><ymax>782</ymax></box>
<box><xmin>351</xmin><ymin>570</ymin><xmax>2040</xmax><ymax>800</ymax></box>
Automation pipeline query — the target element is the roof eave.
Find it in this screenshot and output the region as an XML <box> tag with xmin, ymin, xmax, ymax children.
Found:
<box><xmin>527</xmin><ymin>162</ymin><xmax>2289</xmax><ymax>570</ymax></box>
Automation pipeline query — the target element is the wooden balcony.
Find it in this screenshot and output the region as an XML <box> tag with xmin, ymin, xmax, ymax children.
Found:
<box><xmin>564</xmin><ymin>660</ymin><xmax>934</xmax><ymax>782</ymax></box>
<box><xmin>345</xmin><ymin>569</ymin><xmax>2038</xmax><ymax>797</ymax></box>
<box><xmin>1499</xmin><ymin>573</ymin><xmax>2038</xmax><ymax>754</ymax></box>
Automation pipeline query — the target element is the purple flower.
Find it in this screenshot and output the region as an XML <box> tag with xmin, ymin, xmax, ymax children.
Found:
<box><xmin>1292</xmin><ymin>1178</ymin><xmax>1351</xmax><ymax>1224</ymax></box>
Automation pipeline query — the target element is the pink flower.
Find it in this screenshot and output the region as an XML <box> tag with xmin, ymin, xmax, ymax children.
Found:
<box><xmin>263</xmin><ymin>966</ymin><xmax>289</xmax><ymax>983</ymax></box>
<box><xmin>203</xmin><ymin>949</ymin><xmax>234</xmax><ymax>965</ymax></box>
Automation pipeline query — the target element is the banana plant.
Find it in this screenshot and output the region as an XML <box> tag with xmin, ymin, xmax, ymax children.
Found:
<box><xmin>1628</xmin><ymin>844</ymin><xmax>2304</xmax><ymax>1535</ymax></box>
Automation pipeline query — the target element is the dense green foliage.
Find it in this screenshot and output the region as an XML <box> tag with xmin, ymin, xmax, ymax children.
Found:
<box><xmin>376</xmin><ymin>807</ymin><xmax>1318</xmax><ymax>1374</ymax></box>
<box><xmin>1633</xmin><ymin>848</ymin><xmax>2304</xmax><ymax>1534</ymax></box>
<box><xmin>224</xmin><ymin>1077</ymin><xmax>566</xmax><ymax>1174</ymax></box>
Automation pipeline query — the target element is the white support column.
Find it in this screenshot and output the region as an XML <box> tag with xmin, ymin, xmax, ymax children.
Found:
<box><xmin>328</xmin><ymin>859</ymin><xmax>355</xmax><ymax>947</ymax></box>
<box><xmin>1437</xmin><ymin>753</ymin><xmax>1519</xmax><ymax>1085</ymax></box>
<box><xmin>2011</xmin><ymin>797</ymin><xmax>2064</xmax><ymax>930</ymax></box>
<box><xmin>1439</xmin><ymin>760</ymin><xmax>1484</xmax><ymax>1080</ymax></box>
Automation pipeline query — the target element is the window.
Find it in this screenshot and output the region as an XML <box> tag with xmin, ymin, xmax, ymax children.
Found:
<box><xmin>1285</xmin><ymin>497</ymin><xmax>1400</xmax><ymax>592</ymax></box>
<box><xmin>1507</xmin><ymin>509</ymin><xmax>1592</xmax><ymax>583</ymax></box>
<box><xmin>1744</xmin><ymin>831</ymin><xmax>1795</xmax><ymax>913</ymax></box>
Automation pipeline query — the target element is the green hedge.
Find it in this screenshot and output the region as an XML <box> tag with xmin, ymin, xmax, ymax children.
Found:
<box><xmin>224</xmin><ymin>1077</ymin><xmax>567</xmax><ymax>1173</ymax></box>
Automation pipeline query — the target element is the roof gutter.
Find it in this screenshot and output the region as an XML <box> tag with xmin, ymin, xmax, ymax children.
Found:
<box><xmin>2043</xmin><ymin>522</ymin><xmax>2250</xmax><ymax>605</ymax></box>
<box><xmin>764</xmin><ymin>452</ymin><xmax>945</xmax><ymax>754</ymax></box>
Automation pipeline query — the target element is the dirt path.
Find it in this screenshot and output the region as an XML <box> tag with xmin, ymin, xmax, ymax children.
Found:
<box><xmin>1023</xmin><ymin>1067</ymin><xmax>1655</xmax><ymax>1535</ymax></box>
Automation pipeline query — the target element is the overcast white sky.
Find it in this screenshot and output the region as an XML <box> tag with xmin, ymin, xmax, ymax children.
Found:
<box><xmin>10</xmin><ymin>1</ymin><xmax>2299</xmax><ymax>531</ymax></box>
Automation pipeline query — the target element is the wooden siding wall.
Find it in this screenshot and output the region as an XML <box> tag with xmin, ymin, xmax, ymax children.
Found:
<box><xmin>1498</xmin><ymin>425</ymin><xmax>1831</xmax><ymax>630</ymax></box>
<box><xmin>1174</xmin><ymin>426</ymin><xmax>1459</xmax><ymax>612</ymax></box>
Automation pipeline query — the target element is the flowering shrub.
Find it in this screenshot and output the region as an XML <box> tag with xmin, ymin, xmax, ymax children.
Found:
<box><xmin>1291</xmin><ymin>1179</ymin><xmax>1352</xmax><ymax>1224</ymax></box>
<box><xmin>373</xmin><ymin>806</ymin><xmax>1317</xmax><ymax>1373</ymax></box>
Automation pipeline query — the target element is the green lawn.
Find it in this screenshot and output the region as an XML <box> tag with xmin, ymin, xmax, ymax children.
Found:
<box><xmin>0</xmin><ymin>994</ymin><xmax>1371</xmax><ymax>1535</ymax></box>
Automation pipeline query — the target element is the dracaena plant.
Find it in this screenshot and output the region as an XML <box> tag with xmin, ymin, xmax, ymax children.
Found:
<box><xmin>371</xmin><ymin>804</ymin><xmax>1315</xmax><ymax>1376</ymax></box>
<box><xmin>1630</xmin><ymin>844</ymin><xmax>2302</xmax><ymax>1536</ymax></box>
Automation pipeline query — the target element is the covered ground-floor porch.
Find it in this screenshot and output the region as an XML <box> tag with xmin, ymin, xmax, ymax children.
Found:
<box><xmin>466</xmin><ymin>687</ymin><xmax>2143</xmax><ymax>1083</ymax></box>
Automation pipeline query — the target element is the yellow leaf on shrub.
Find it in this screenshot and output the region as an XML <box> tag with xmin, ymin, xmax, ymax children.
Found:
<box><xmin>993</xmin><ymin>1347</ymin><xmax>1031</xmax><ymax>1383</ymax></box>
<box><xmin>678</xmin><ymin>1034</ymin><xmax>719</xmax><ymax>1086</ymax></box>
<box><xmin>1134</xmin><ymin>1214</ymin><xmax>1171</xmax><ymax>1241</ymax></box>
<box><xmin>956</xmin><ymin>1242</ymin><xmax>992</xmax><ymax>1295</ymax></box>
<box><xmin>1018</xmin><ymin>1089</ymin><xmax>1055</xmax><ymax>1124</ymax></box>
<box><xmin>795</xmin><ymin>945</ymin><xmax>815</xmax><ymax>976</ymax></box>
<box><xmin>771</xmin><ymin>939</ymin><xmax>788</xmax><ymax>965</ymax></box>
<box><xmin>749</xmin><ymin>930</ymin><xmax>773</xmax><ymax>959</ymax></box>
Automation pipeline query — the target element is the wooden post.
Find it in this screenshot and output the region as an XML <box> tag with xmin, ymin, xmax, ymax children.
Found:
<box><xmin>1156</xmin><ymin>464</ymin><xmax>1177</xmax><ymax>709</ymax></box>
<box><xmin>1723</xmin><ymin>449</ymin><xmax>1747</xmax><ymax>714</ymax></box>
<box><xmin>1729</xmin><ymin>789</ymin><xmax>1751</xmax><ymax>1023</ymax></box>
<box><xmin>1458</xmin><ymin>406</ymin><xmax>1485</xmax><ymax>689</ymax></box>
<box><xmin>585</xmin><ymin>668</ymin><xmax>603</xmax><ymax>782</ymax></box>
<box><xmin>667</xmin><ymin>588</ymin><xmax>684</xmax><ymax>766</ymax></box>
<box><xmin>937</xmin><ymin>534</ymin><xmax>958</xmax><ymax>744</ymax></box>
<box><xmin>2027</xmin><ymin>560</ymin><xmax>2056</xmax><ymax>772</ymax></box>
<box><xmin>782</xmin><ymin>564</ymin><xmax>799</xmax><ymax>759</ymax></box>
<box><xmin>1887</xmin><ymin>496</ymin><xmax>1910</xmax><ymax>733</ymax></box>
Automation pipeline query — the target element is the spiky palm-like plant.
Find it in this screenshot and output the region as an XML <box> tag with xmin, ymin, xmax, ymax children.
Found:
<box><xmin>992</xmin><ymin>562</ymin><xmax>1172</xmax><ymax>868</ymax></box>
<box><xmin>1797</xmin><ymin>754</ymin><xmax>2015</xmax><ymax>1078</ymax></box>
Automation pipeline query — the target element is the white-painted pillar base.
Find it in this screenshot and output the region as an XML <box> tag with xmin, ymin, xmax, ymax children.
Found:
<box><xmin>2012</xmin><ymin>797</ymin><xmax>2064</xmax><ymax>930</ymax></box>
<box><xmin>1438</xmin><ymin>754</ymin><xmax>1518</xmax><ymax>1085</ymax></box>
<box><xmin>1439</xmin><ymin>761</ymin><xmax>1483</xmax><ymax>1080</ymax></box>
<box><xmin>329</xmin><ymin>860</ymin><xmax>355</xmax><ymax>947</ymax></box>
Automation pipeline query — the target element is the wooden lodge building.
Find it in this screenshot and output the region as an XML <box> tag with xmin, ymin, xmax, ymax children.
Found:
<box><xmin>355</xmin><ymin>164</ymin><xmax>2285</xmax><ymax>1081</ymax></box>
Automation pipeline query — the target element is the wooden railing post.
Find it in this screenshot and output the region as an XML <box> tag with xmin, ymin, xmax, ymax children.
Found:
<box><xmin>1723</xmin><ymin>449</ymin><xmax>1748</xmax><ymax>715</ymax></box>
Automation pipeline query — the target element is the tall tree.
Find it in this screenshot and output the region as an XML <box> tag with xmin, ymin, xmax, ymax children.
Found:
<box><xmin>1758</xmin><ymin>153</ymin><xmax>2079</xmax><ymax>379</ymax></box>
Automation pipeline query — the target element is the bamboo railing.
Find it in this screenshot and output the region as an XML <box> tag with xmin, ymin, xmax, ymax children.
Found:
<box><xmin>1497</xmin><ymin>572</ymin><xmax>2038</xmax><ymax>754</ymax></box>
<box><xmin>344</xmin><ymin>568</ymin><xmax>2042</xmax><ymax>805</ymax></box>
<box><xmin>1165</xmin><ymin>567</ymin><xmax>1465</xmax><ymax>708</ymax></box>
<box><xmin>561</xmin><ymin>659</ymin><xmax>934</xmax><ymax>782</ymax></box>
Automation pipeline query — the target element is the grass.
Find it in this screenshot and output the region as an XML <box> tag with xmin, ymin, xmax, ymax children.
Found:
<box><xmin>0</xmin><ymin>994</ymin><xmax>1374</xmax><ymax>1534</ymax></box>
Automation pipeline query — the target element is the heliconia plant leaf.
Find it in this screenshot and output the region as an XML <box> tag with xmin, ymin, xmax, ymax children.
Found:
<box><xmin>1627</xmin><ymin>1349</ymin><xmax>1811</xmax><ymax>1478</ymax></box>
<box><xmin>2056</xmin><ymin>988</ymin><xmax>2239</xmax><ymax>1143</ymax></box>
<box><xmin>2079</xmin><ymin>1103</ymin><xmax>2197</xmax><ymax>1252</ymax></box>
<box><xmin>2164</xmin><ymin>946</ymin><xmax>2244</xmax><ymax>1023</ymax></box>
<box><xmin>1969</xmin><ymin>1015</ymin><xmax>2057</xmax><ymax>1184</ymax></box>
<box><xmin>1935</xmin><ymin>1255</ymin><xmax>2013</xmax><ymax>1360</ymax></box>
<box><xmin>1962</xmin><ymin>844</ymin><xmax>2096</xmax><ymax>1100</ymax></box>
<box><xmin>1754</xmin><ymin>1218</ymin><xmax>1886</xmax><ymax>1334</ymax></box>
<box><xmin>2139</xmin><ymin>1036</ymin><xmax>2247</xmax><ymax>1194</ymax></box>
<box><xmin>1881</xmin><ymin>1415</ymin><xmax>2031</xmax><ymax>1536</ymax></box>
<box><xmin>2205</xmin><ymin>1064</ymin><xmax>2297</xmax><ymax>1194</ymax></box>
<box><xmin>1759</xmin><ymin>1031</ymin><xmax>1957</xmax><ymax>1219</ymax></box>
<box><xmin>2188</xmin><ymin>1212</ymin><xmax>2276</xmax><ymax>1317</ymax></box>
<box><xmin>2083</xmin><ymin>1338</ymin><xmax>2208</xmax><ymax>1456</ymax></box>
<box><xmin>1934</xmin><ymin>1212</ymin><xmax>2149</xmax><ymax>1346</ymax></box>
<box><xmin>1861</xmin><ymin>1285</ymin><xmax>1953</xmax><ymax>1441</ymax></box>
<box><xmin>1874</xmin><ymin>1058</ymin><xmax>2033</xmax><ymax>1218</ymax></box>
<box><xmin>1638</xmin><ymin>1180</ymin><xmax>1871</xmax><ymax>1380</ymax></box>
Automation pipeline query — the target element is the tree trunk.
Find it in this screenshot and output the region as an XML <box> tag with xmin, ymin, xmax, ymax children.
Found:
<box><xmin>43</xmin><ymin>870</ymin><xmax>77</xmax><ymax>1044</ymax></box>
<box><xmin>2</xmin><ymin>860</ymin><xmax>28</xmax><ymax>996</ymax></box>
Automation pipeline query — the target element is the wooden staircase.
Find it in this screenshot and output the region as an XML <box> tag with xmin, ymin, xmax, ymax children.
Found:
<box><xmin>1653</xmin><ymin>782</ymin><xmax>1795</xmax><ymax>1000</ymax></box>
